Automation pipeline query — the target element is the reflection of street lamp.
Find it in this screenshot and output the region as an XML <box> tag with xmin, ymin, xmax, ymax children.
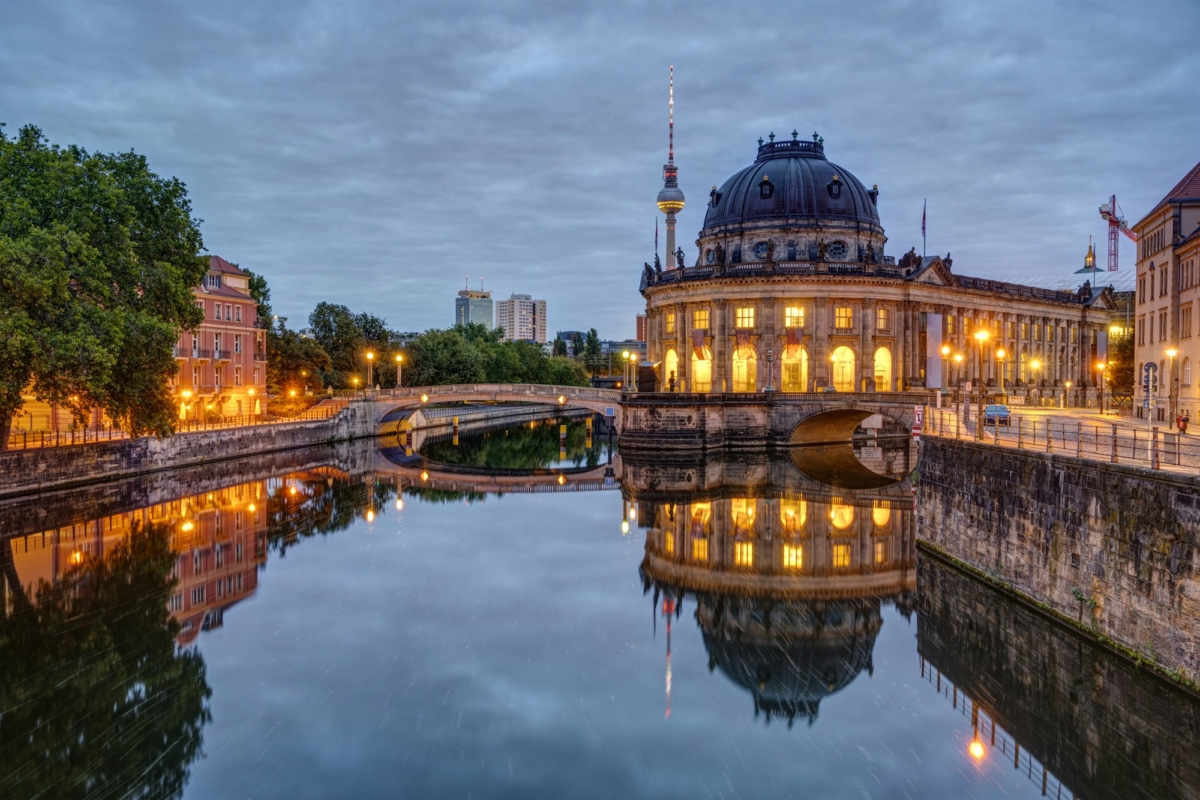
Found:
<box><xmin>395</xmin><ymin>354</ymin><xmax>403</xmax><ymax>388</ymax></box>
<box><xmin>1167</xmin><ymin>347</ymin><xmax>1179</xmax><ymax>420</ymax></box>
<box><xmin>1095</xmin><ymin>361</ymin><xmax>1107</xmax><ymax>414</ymax></box>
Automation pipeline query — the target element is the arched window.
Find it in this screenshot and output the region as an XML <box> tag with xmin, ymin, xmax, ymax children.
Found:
<box><xmin>781</xmin><ymin>346</ymin><xmax>808</xmax><ymax>392</ymax></box>
<box><xmin>829</xmin><ymin>503</ymin><xmax>854</xmax><ymax>529</ymax></box>
<box><xmin>873</xmin><ymin>347</ymin><xmax>892</xmax><ymax>392</ymax></box>
<box><xmin>872</xmin><ymin>501</ymin><xmax>891</xmax><ymax>529</ymax></box>
<box><xmin>779</xmin><ymin>499</ymin><xmax>807</xmax><ymax>533</ymax></box>
<box><xmin>691</xmin><ymin>347</ymin><xmax>713</xmax><ymax>393</ymax></box>
<box><xmin>732</xmin><ymin>343</ymin><xmax>757</xmax><ymax>393</ymax></box>
<box><xmin>830</xmin><ymin>346</ymin><xmax>856</xmax><ymax>392</ymax></box>
<box><xmin>664</xmin><ymin>349</ymin><xmax>679</xmax><ymax>390</ymax></box>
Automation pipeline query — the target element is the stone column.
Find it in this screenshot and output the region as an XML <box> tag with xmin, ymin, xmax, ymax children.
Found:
<box><xmin>861</xmin><ymin>299</ymin><xmax>874</xmax><ymax>392</ymax></box>
<box><xmin>714</xmin><ymin>299</ymin><xmax>727</xmax><ymax>393</ymax></box>
<box><xmin>675</xmin><ymin>302</ymin><xmax>687</xmax><ymax>391</ymax></box>
<box><xmin>814</xmin><ymin>297</ymin><xmax>830</xmax><ymax>388</ymax></box>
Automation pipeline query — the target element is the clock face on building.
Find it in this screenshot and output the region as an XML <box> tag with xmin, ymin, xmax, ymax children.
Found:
<box><xmin>828</xmin><ymin>240</ymin><xmax>848</xmax><ymax>261</ymax></box>
<box><xmin>753</xmin><ymin>242</ymin><xmax>770</xmax><ymax>260</ymax></box>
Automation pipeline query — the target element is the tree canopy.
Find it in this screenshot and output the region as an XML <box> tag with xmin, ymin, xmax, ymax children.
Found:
<box><xmin>405</xmin><ymin>323</ymin><xmax>588</xmax><ymax>387</ymax></box>
<box><xmin>0</xmin><ymin>125</ymin><xmax>207</xmax><ymax>448</ymax></box>
<box><xmin>266</xmin><ymin>318</ymin><xmax>333</xmax><ymax>394</ymax></box>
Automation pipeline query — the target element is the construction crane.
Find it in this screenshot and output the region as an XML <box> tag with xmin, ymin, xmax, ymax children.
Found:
<box><xmin>1099</xmin><ymin>194</ymin><xmax>1139</xmax><ymax>271</ymax></box>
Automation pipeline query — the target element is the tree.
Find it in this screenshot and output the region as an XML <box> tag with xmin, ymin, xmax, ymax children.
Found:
<box><xmin>403</xmin><ymin>324</ymin><xmax>588</xmax><ymax>387</ymax></box>
<box><xmin>240</xmin><ymin>267</ymin><xmax>273</xmax><ymax>328</ymax></box>
<box><xmin>1108</xmin><ymin>331</ymin><xmax>1134</xmax><ymax>401</ymax></box>
<box><xmin>552</xmin><ymin>337</ymin><xmax>568</xmax><ymax>357</ymax></box>
<box><xmin>570</xmin><ymin>332</ymin><xmax>584</xmax><ymax>358</ymax></box>
<box><xmin>266</xmin><ymin>318</ymin><xmax>332</xmax><ymax>394</ymax></box>
<box><xmin>584</xmin><ymin>328</ymin><xmax>604</xmax><ymax>377</ymax></box>
<box><xmin>0</xmin><ymin>125</ymin><xmax>208</xmax><ymax>449</ymax></box>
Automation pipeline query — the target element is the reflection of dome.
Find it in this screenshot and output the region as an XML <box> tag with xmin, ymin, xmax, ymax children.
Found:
<box><xmin>702</xmin><ymin>138</ymin><xmax>881</xmax><ymax>237</ymax></box>
<box><xmin>698</xmin><ymin>595</ymin><xmax>881</xmax><ymax>726</ymax></box>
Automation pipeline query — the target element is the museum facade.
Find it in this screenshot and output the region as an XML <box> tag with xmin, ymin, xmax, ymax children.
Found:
<box><xmin>641</xmin><ymin>133</ymin><xmax>1118</xmax><ymax>402</ymax></box>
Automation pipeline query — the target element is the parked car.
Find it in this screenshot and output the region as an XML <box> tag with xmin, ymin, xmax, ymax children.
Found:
<box><xmin>983</xmin><ymin>404</ymin><xmax>1011</xmax><ymax>426</ymax></box>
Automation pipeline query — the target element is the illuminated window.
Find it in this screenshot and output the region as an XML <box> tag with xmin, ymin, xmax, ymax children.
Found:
<box><xmin>731</xmin><ymin>498</ymin><xmax>756</xmax><ymax>533</ymax></box>
<box><xmin>666</xmin><ymin>312</ymin><xmax>676</xmax><ymax>334</ymax></box>
<box><xmin>693</xmin><ymin>308</ymin><xmax>710</xmax><ymax>329</ymax></box>
<box><xmin>780</xmin><ymin>499</ymin><xmax>807</xmax><ymax>532</ymax></box>
<box><xmin>834</xmin><ymin>307</ymin><xmax>853</xmax><ymax>330</ymax></box>
<box><xmin>783</xmin><ymin>544</ymin><xmax>803</xmax><ymax>569</ymax></box>
<box><xmin>734</xmin><ymin>541</ymin><xmax>754</xmax><ymax>567</ymax></box>
<box><xmin>785</xmin><ymin>306</ymin><xmax>804</xmax><ymax>328</ymax></box>
<box><xmin>692</xmin><ymin>538</ymin><xmax>709</xmax><ymax>562</ymax></box>
<box><xmin>872</xmin><ymin>502</ymin><xmax>891</xmax><ymax>528</ymax></box>
<box><xmin>736</xmin><ymin>307</ymin><xmax>755</xmax><ymax>328</ymax></box>
<box><xmin>876</xmin><ymin>308</ymin><xmax>890</xmax><ymax>331</ymax></box>
<box><xmin>874</xmin><ymin>540</ymin><xmax>887</xmax><ymax>565</ymax></box>
<box><xmin>947</xmin><ymin>315</ymin><xmax>956</xmax><ymax>335</ymax></box>
<box><xmin>664</xmin><ymin>532</ymin><xmax>675</xmax><ymax>554</ymax></box>
<box><xmin>832</xmin><ymin>544</ymin><xmax>851</xmax><ymax>568</ymax></box>
<box><xmin>830</xmin><ymin>503</ymin><xmax>854</xmax><ymax>529</ymax></box>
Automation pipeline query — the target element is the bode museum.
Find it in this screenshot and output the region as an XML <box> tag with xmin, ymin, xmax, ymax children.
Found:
<box><xmin>642</xmin><ymin>131</ymin><xmax>1118</xmax><ymax>400</ymax></box>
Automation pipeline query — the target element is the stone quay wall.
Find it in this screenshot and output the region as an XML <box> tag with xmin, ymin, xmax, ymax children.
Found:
<box><xmin>917</xmin><ymin>555</ymin><xmax>1200</xmax><ymax>800</ymax></box>
<box><xmin>0</xmin><ymin>403</ymin><xmax>377</xmax><ymax>498</ymax></box>
<box><xmin>918</xmin><ymin>436</ymin><xmax>1200</xmax><ymax>683</ymax></box>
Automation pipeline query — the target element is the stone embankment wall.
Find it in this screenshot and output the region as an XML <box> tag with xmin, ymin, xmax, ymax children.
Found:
<box><xmin>917</xmin><ymin>556</ymin><xmax>1200</xmax><ymax>800</ymax></box>
<box><xmin>0</xmin><ymin>403</ymin><xmax>377</xmax><ymax>498</ymax></box>
<box><xmin>918</xmin><ymin>436</ymin><xmax>1200</xmax><ymax>683</ymax></box>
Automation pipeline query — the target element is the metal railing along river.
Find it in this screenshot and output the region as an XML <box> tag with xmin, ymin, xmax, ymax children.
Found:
<box><xmin>922</xmin><ymin>407</ymin><xmax>1200</xmax><ymax>473</ymax></box>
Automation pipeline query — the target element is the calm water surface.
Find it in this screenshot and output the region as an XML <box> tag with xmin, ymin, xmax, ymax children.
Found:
<box><xmin>1</xmin><ymin>417</ymin><xmax>1196</xmax><ymax>799</ymax></box>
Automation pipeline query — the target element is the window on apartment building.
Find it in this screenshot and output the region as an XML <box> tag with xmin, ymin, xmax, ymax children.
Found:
<box><xmin>215</xmin><ymin>367</ymin><xmax>223</xmax><ymax>386</ymax></box>
<box><xmin>214</xmin><ymin>333</ymin><xmax>222</xmax><ymax>354</ymax></box>
<box><xmin>666</xmin><ymin>312</ymin><xmax>676</xmax><ymax>334</ymax></box>
<box><xmin>235</xmin><ymin>367</ymin><xmax>242</xmax><ymax>386</ymax></box>
<box><xmin>692</xmin><ymin>308</ymin><xmax>710</xmax><ymax>329</ymax></box>
<box><xmin>192</xmin><ymin>366</ymin><xmax>200</xmax><ymax>385</ymax></box>
<box><xmin>237</xmin><ymin>574</ymin><xmax>243</xmax><ymax>592</ymax></box>
<box><xmin>169</xmin><ymin>594</ymin><xmax>183</xmax><ymax>612</ymax></box>
<box><xmin>1150</xmin><ymin>271</ymin><xmax>1156</xmax><ymax>298</ymax></box>
<box><xmin>735</xmin><ymin>307</ymin><xmax>755</xmax><ymax>328</ymax></box>
<box><xmin>782</xmin><ymin>544</ymin><xmax>803</xmax><ymax>569</ymax></box>
<box><xmin>834</xmin><ymin>307</ymin><xmax>853</xmax><ymax>330</ymax></box>
<box><xmin>236</xmin><ymin>542</ymin><xmax>244</xmax><ymax>562</ymax></box>
<box><xmin>1138</xmin><ymin>278</ymin><xmax>1146</xmax><ymax>304</ymax></box>
<box><xmin>1137</xmin><ymin>317</ymin><xmax>1145</xmax><ymax>345</ymax></box>
<box><xmin>1161</xmin><ymin>312</ymin><xmax>1168</xmax><ymax>341</ymax></box>
<box><xmin>1185</xmin><ymin>358</ymin><xmax>1193</xmax><ymax>387</ymax></box>
<box><xmin>1020</xmin><ymin>322</ymin><xmax>1028</xmax><ymax>339</ymax></box>
<box><xmin>225</xmin><ymin>304</ymin><xmax>232</xmax><ymax>319</ymax></box>
<box><xmin>213</xmin><ymin>303</ymin><xmax>221</xmax><ymax>320</ymax></box>
<box><xmin>876</xmin><ymin>308</ymin><xmax>890</xmax><ymax>331</ymax></box>
<box><xmin>1162</xmin><ymin>271</ymin><xmax>1169</xmax><ymax>297</ymax></box>
<box><xmin>193</xmin><ymin>551</ymin><xmax>202</xmax><ymax>573</ymax></box>
<box><xmin>785</xmin><ymin>306</ymin><xmax>804</xmax><ymax>328</ymax></box>
<box><xmin>234</xmin><ymin>334</ymin><xmax>242</xmax><ymax>353</ymax></box>
<box><xmin>215</xmin><ymin>546</ymin><xmax>223</xmax><ymax>568</ymax></box>
<box><xmin>253</xmin><ymin>368</ymin><xmax>260</xmax><ymax>385</ymax></box>
<box><xmin>1182</xmin><ymin>306</ymin><xmax>1193</xmax><ymax>339</ymax></box>
<box><xmin>874</xmin><ymin>540</ymin><xmax>887</xmax><ymax>565</ymax></box>
<box><xmin>191</xmin><ymin>586</ymin><xmax>205</xmax><ymax>605</ymax></box>
<box><xmin>235</xmin><ymin>305</ymin><xmax>242</xmax><ymax>323</ymax></box>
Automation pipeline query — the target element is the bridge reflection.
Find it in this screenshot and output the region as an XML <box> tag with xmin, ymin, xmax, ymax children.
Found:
<box><xmin>628</xmin><ymin>451</ymin><xmax>916</xmax><ymax>726</ymax></box>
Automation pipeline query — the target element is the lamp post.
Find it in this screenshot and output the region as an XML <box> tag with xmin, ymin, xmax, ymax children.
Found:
<box><xmin>366</xmin><ymin>351</ymin><xmax>375</xmax><ymax>390</ymax></box>
<box><xmin>181</xmin><ymin>389</ymin><xmax>192</xmax><ymax>421</ymax></box>
<box><xmin>621</xmin><ymin>350</ymin><xmax>630</xmax><ymax>390</ymax></box>
<box><xmin>629</xmin><ymin>352</ymin><xmax>639</xmax><ymax>393</ymax></box>
<box><xmin>941</xmin><ymin>345</ymin><xmax>950</xmax><ymax>401</ymax></box>
<box><xmin>1063</xmin><ymin>380</ymin><xmax>1071</xmax><ymax>409</ymax></box>
<box><xmin>1095</xmin><ymin>361</ymin><xmax>1107</xmax><ymax>414</ymax></box>
<box><xmin>352</xmin><ymin>376</ymin><xmax>360</xmax><ymax>396</ymax></box>
<box><xmin>974</xmin><ymin>329</ymin><xmax>990</xmax><ymax>428</ymax></box>
<box><xmin>995</xmin><ymin>347</ymin><xmax>1006</xmax><ymax>401</ymax></box>
<box><xmin>1167</xmin><ymin>347</ymin><xmax>1178</xmax><ymax>421</ymax></box>
<box><xmin>766</xmin><ymin>346</ymin><xmax>775</xmax><ymax>392</ymax></box>
<box><xmin>395</xmin><ymin>354</ymin><xmax>403</xmax><ymax>389</ymax></box>
<box><xmin>1031</xmin><ymin>359</ymin><xmax>1042</xmax><ymax>405</ymax></box>
<box><xmin>953</xmin><ymin>353</ymin><xmax>964</xmax><ymax>408</ymax></box>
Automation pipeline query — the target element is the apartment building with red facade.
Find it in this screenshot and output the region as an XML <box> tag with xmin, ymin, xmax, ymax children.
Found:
<box><xmin>174</xmin><ymin>256</ymin><xmax>267</xmax><ymax>419</ymax></box>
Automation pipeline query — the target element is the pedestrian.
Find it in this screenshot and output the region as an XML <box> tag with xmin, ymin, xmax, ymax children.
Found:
<box><xmin>1183</xmin><ymin>412</ymin><xmax>1190</xmax><ymax>435</ymax></box>
<box><xmin>1176</xmin><ymin>414</ymin><xmax>1183</xmax><ymax>433</ymax></box>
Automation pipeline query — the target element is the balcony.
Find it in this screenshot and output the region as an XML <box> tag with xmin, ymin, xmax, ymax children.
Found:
<box><xmin>183</xmin><ymin>349</ymin><xmax>212</xmax><ymax>361</ymax></box>
<box><xmin>213</xmin><ymin>349</ymin><xmax>232</xmax><ymax>361</ymax></box>
<box><xmin>254</xmin><ymin>351</ymin><xmax>267</xmax><ymax>362</ymax></box>
<box><xmin>174</xmin><ymin>347</ymin><xmax>190</xmax><ymax>359</ymax></box>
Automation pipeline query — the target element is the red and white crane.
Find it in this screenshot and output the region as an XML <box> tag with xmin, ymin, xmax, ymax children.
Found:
<box><xmin>1099</xmin><ymin>194</ymin><xmax>1139</xmax><ymax>271</ymax></box>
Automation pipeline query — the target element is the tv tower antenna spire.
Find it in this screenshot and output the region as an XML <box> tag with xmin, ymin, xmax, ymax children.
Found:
<box><xmin>656</xmin><ymin>66</ymin><xmax>685</xmax><ymax>271</ymax></box>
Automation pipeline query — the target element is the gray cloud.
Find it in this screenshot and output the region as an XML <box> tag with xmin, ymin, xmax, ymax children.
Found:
<box><xmin>2</xmin><ymin>1</ymin><xmax>1197</xmax><ymax>338</ymax></box>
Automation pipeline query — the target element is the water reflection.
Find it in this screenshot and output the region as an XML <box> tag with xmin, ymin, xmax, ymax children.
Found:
<box><xmin>630</xmin><ymin>451</ymin><xmax>916</xmax><ymax>727</ymax></box>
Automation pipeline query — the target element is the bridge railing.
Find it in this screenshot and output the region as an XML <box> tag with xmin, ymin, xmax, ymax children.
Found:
<box><xmin>372</xmin><ymin>384</ymin><xmax>621</xmax><ymax>404</ymax></box>
<box><xmin>622</xmin><ymin>390</ymin><xmax>933</xmax><ymax>407</ymax></box>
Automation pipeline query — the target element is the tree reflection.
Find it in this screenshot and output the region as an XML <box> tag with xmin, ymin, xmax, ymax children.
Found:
<box><xmin>421</xmin><ymin>417</ymin><xmax>602</xmax><ymax>471</ymax></box>
<box><xmin>0</xmin><ymin>521</ymin><xmax>211</xmax><ymax>799</ymax></box>
<box><xmin>265</xmin><ymin>473</ymin><xmax>399</xmax><ymax>556</ymax></box>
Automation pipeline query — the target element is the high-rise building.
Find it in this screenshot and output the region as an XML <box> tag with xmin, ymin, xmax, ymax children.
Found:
<box><xmin>496</xmin><ymin>294</ymin><xmax>547</xmax><ymax>343</ymax></box>
<box><xmin>455</xmin><ymin>289</ymin><xmax>494</xmax><ymax>328</ymax></box>
<box><xmin>636</xmin><ymin>314</ymin><xmax>648</xmax><ymax>342</ymax></box>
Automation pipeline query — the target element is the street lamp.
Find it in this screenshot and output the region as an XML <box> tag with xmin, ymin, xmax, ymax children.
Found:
<box><xmin>766</xmin><ymin>346</ymin><xmax>775</xmax><ymax>392</ymax></box>
<box><xmin>1030</xmin><ymin>358</ymin><xmax>1042</xmax><ymax>403</ymax></box>
<box><xmin>621</xmin><ymin>350</ymin><xmax>630</xmax><ymax>390</ymax></box>
<box><xmin>1095</xmin><ymin>361</ymin><xmax>1107</xmax><ymax>414</ymax></box>
<box><xmin>953</xmin><ymin>353</ymin><xmax>964</xmax><ymax>406</ymax></box>
<box><xmin>366</xmin><ymin>351</ymin><xmax>375</xmax><ymax>389</ymax></box>
<box><xmin>974</xmin><ymin>329</ymin><xmax>990</xmax><ymax>428</ymax></box>
<box><xmin>395</xmin><ymin>354</ymin><xmax>403</xmax><ymax>389</ymax></box>
<box><xmin>1167</xmin><ymin>347</ymin><xmax>1179</xmax><ymax>421</ymax></box>
<box><xmin>1063</xmin><ymin>380</ymin><xmax>1071</xmax><ymax>408</ymax></box>
<box><xmin>352</xmin><ymin>377</ymin><xmax>360</xmax><ymax>395</ymax></box>
<box><xmin>995</xmin><ymin>347</ymin><xmax>1006</xmax><ymax>400</ymax></box>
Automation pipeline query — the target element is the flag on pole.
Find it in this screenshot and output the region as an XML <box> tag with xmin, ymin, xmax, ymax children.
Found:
<box><xmin>655</xmin><ymin>218</ymin><xmax>659</xmax><ymax>257</ymax></box>
<box><xmin>921</xmin><ymin>199</ymin><xmax>927</xmax><ymax>256</ymax></box>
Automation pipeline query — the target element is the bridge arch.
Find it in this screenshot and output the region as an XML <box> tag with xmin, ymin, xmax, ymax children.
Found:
<box><xmin>372</xmin><ymin>384</ymin><xmax>622</xmax><ymax>433</ymax></box>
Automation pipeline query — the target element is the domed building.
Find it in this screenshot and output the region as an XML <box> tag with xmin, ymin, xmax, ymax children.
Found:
<box><xmin>641</xmin><ymin>130</ymin><xmax>1119</xmax><ymax>401</ymax></box>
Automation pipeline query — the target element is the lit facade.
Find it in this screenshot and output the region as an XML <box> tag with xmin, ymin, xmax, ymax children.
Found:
<box><xmin>496</xmin><ymin>293</ymin><xmax>547</xmax><ymax>343</ymax></box>
<box><xmin>641</xmin><ymin>134</ymin><xmax>1118</xmax><ymax>403</ymax></box>
<box><xmin>173</xmin><ymin>256</ymin><xmax>266</xmax><ymax>419</ymax></box>
<box><xmin>1132</xmin><ymin>159</ymin><xmax>1200</xmax><ymax>421</ymax></box>
<box><xmin>455</xmin><ymin>289</ymin><xmax>494</xmax><ymax>328</ymax></box>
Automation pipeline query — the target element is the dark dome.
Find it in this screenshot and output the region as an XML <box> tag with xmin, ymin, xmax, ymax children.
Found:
<box><xmin>702</xmin><ymin>138</ymin><xmax>880</xmax><ymax>233</ymax></box>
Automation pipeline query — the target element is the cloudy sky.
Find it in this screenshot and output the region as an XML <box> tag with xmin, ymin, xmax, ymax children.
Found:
<box><xmin>3</xmin><ymin>1</ymin><xmax>1198</xmax><ymax>339</ymax></box>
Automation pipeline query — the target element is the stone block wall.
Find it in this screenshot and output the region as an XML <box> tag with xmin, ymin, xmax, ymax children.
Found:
<box><xmin>918</xmin><ymin>555</ymin><xmax>1200</xmax><ymax>800</ymax></box>
<box><xmin>0</xmin><ymin>402</ymin><xmax>377</xmax><ymax>498</ymax></box>
<box><xmin>919</xmin><ymin>436</ymin><xmax>1200</xmax><ymax>681</ymax></box>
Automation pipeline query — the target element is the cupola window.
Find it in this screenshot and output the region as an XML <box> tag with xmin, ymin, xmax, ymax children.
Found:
<box><xmin>758</xmin><ymin>175</ymin><xmax>774</xmax><ymax>200</ymax></box>
<box><xmin>827</xmin><ymin>240</ymin><xmax>848</xmax><ymax>261</ymax></box>
<box><xmin>827</xmin><ymin>174</ymin><xmax>843</xmax><ymax>200</ymax></box>
<box><xmin>786</xmin><ymin>241</ymin><xmax>797</xmax><ymax>261</ymax></box>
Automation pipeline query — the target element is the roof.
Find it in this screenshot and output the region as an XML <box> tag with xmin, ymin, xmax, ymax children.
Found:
<box><xmin>1143</xmin><ymin>158</ymin><xmax>1200</xmax><ymax>219</ymax></box>
<box><xmin>208</xmin><ymin>255</ymin><xmax>248</xmax><ymax>276</ymax></box>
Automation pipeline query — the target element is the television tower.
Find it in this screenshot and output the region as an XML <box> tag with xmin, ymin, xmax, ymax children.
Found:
<box><xmin>656</xmin><ymin>66</ymin><xmax>685</xmax><ymax>269</ymax></box>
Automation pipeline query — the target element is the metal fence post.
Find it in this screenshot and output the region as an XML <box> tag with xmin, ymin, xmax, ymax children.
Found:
<box><xmin>1045</xmin><ymin>419</ymin><xmax>1053</xmax><ymax>453</ymax></box>
<box><xmin>1017</xmin><ymin>416</ymin><xmax>1023</xmax><ymax>448</ymax></box>
<box><xmin>993</xmin><ymin>418</ymin><xmax>999</xmax><ymax>445</ymax></box>
<box><xmin>1152</xmin><ymin>428</ymin><xmax>1160</xmax><ymax>469</ymax></box>
<box><xmin>1076</xmin><ymin>421</ymin><xmax>1082</xmax><ymax>459</ymax></box>
<box><xmin>1111</xmin><ymin>424</ymin><xmax>1118</xmax><ymax>463</ymax></box>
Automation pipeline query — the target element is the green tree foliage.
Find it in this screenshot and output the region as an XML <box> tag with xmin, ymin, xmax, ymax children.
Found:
<box><xmin>266</xmin><ymin>318</ymin><xmax>333</xmax><ymax>394</ymax></box>
<box><xmin>239</xmin><ymin>266</ymin><xmax>273</xmax><ymax>327</ymax></box>
<box><xmin>307</xmin><ymin>302</ymin><xmax>392</xmax><ymax>388</ymax></box>
<box><xmin>0</xmin><ymin>521</ymin><xmax>211</xmax><ymax>798</ymax></box>
<box><xmin>421</xmin><ymin>416</ymin><xmax>601</xmax><ymax>470</ymax></box>
<box><xmin>405</xmin><ymin>323</ymin><xmax>588</xmax><ymax>387</ymax></box>
<box><xmin>0</xmin><ymin>125</ymin><xmax>208</xmax><ymax>448</ymax></box>
<box><xmin>552</xmin><ymin>337</ymin><xmax>568</xmax><ymax>357</ymax></box>
<box><xmin>583</xmin><ymin>328</ymin><xmax>604</xmax><ymax>376</ymax></box>
<box><xmin>1108</xmin><ymin>331</ymin><xmax>1134</xmax><ymax>400</ymax></box>
<box><xmin>570</xmin><ymin>332</ymin><xmax>584</xmax><ymax>358</ymax></box>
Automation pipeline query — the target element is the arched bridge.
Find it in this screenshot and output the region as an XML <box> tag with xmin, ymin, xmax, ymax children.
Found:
<box><xmin>373</xmin><ymin>446</ymin><xmax>623</xmax><ymax>495</ymax></box>
<box><xmin>618</xmin><ymin>391</ymin><xmax>932</xmax><ymax>449</ymax></box>
<box><xmin>373</xmin><ymin>384</ymin><xmax>622</xmax><ymax>434</ymax></box>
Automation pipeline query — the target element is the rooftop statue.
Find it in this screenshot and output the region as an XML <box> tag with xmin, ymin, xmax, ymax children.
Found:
<box><xmin>675</xmin><ymin>247</ymin><xmax>686</xmax><ymax>269</ymax></box>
